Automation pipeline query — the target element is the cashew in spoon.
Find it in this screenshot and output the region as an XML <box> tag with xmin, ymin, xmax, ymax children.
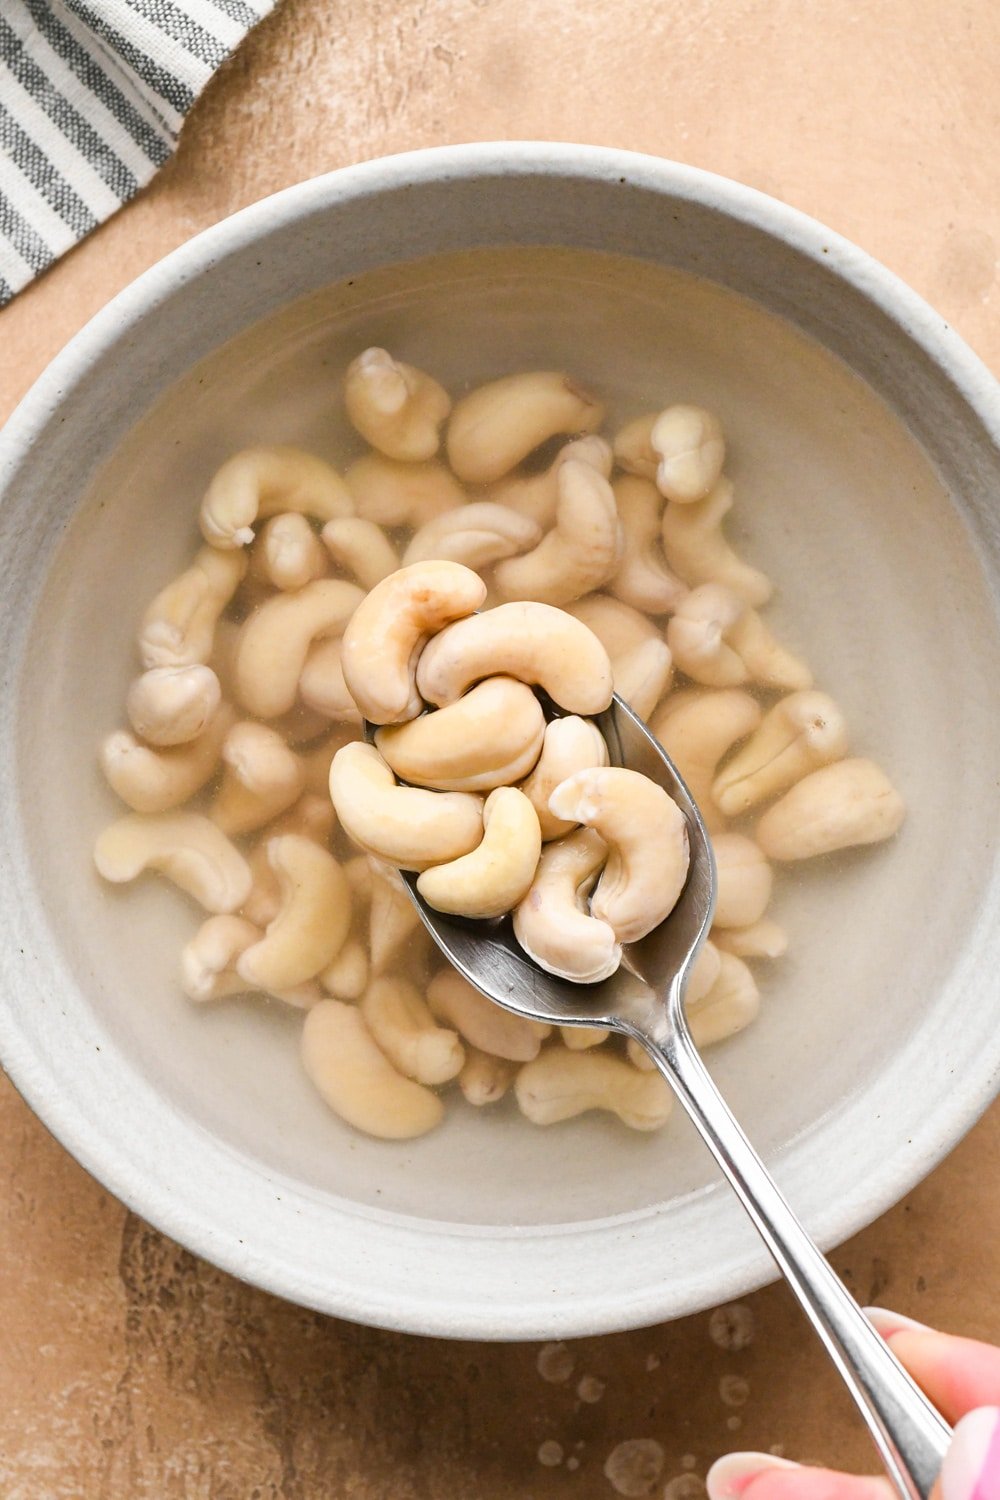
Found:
<box><xmin>686</xmin><ymin>951</ymin><xmax>760</xmax><ymax>1048</ymax></box>
<box><xmin>329</xmin><ymin>743</ymin><xmax>484</xmax><ymax>872</ymax></box>
<box><xmin>661</xmin><ymin>479</ymin><xmax>772</xmax><ymax>606</ymax></box>
<box><xmin>416</xmin><ymin>601</ymin><xmax>613</xmax><ymax>716</ymax></box>
<box><xmin>417</xmin><ymin>787</ymin><xmax>542</xmax><ymax>919</ymax></box>
<box><xmin>403</xmin><ymin>502</ymin><xmax>541</xmax><ymax>570</ymax></box>
<box><xmin>100</xmin><ymin>703</ymin><xmax>234</xmax><ymax>814</ymax></box>
<box><xmin>612</xmin><ymin>412</ymin><xmax>658</xmax><ymax>481</ymax></box>
<box><xmin>209</xmin><ymin>721</ymin><xmax>305</xmax><ymax>837</ymax></box>
<box><xmin>361</xmin><ymin>976</ymin><xmax>465</xmax><ymax>1086</ymax></box>
<box><xmin>321</xmin><ymin>516</ymin><xmax>400</xmax><ymax>590</ymax></box>
<box><xmin>486</xmin><ymin>434</ymin><xmax>613</xmax><ymax>528</ymax></box>
<box><xmin>249</xmin><ymin>512</ymin><xmax>329</xmax><ymax>590</ymax></box>
<box><xmin>236</xmin><ymin>835</ymin><xmax>351</xmax><ymax>991</ymax></box>
<box><xmin>519</xmin><ymin>716</ymin><xmax>609</xmax><ymax>841</ymax></box>
<box><xmin>713</xmin><ymin>919</ymin><xmax>788</xmax><ymax>960</ymax></box>
<box><xmin>515</xmin><ymin>1047</ymin><xmax>672</xmax><ymax>1131</ymax></box>
<box><xmin>341</xmin><ymin>560</ymin><xmax>487</xmax><ymax>725</ymax></box>
<box><xmin>200</xmin><ymin>446</ymin><xmax>353</xmax><ymax>549</ymax></box>
<box><xmin>513</xmin><ymin>828</ymin><xmax>620</xmax><ymax>983</ymax></box>
<box><xmin>493</xmin><ymin>459</ymin><xmax>623</xmax><ymax>606</ymax></box>
<box><xmin>344</xmin><ymin>453</ymin><xmax>467</xmax><ymax>527</ymax></box>
<box><xmin>755</xmin><ymin>758</ymin><xmax>905</xmax><ymax>860</ymax></box>
<box><xmin>139</xmin><ymin>546</ymin><xmax>247</xmax><ymax>669</ymax></box>
<box><xmin>548</xmin><ymin>768</ymin><xmax>689</xmax><ymax>944</ymax></box>
<box><xmin>613</xmin><ymin>638</ymin><xmax>675</xmax><ymax>721</ymax></box>
<box><xmin>458</xmin><ymin>1048</ymin><xmax>517</xmax><ymax>1106</ymax></box>
<box><xmin>367</xmin><ymin>857</ymin><xmax>420</xmax><ymax>974</ymax></box>
<box><xmin>126</xmin><ymin>664</ymin><xmax>222</xmax><ymax>747</ymax></box>
<box><xmin>650</xmin><ymin>688</ymin><xmax>761</xmax><ymax>832</ymax></box>
<box><xmin>650</xmin><ymin>404</ymin><xmax>726</xmax><ymax>504</ymax></box>
<box><xmin>344</xmin><ymin>348</ymin><xmax>451</xmax><ymax>462</ymax></box>
<box><xmin>713</xmin><ymin>690</ymin><xmax>848</xmax><ymax>817</ymax></box>
<box><xmin>234</xmin><ymin>578</ymin><xmax>364</xmax><ymax>718</ymax></box>
<box><xmin>447</xmin><ymin>370</ymin><xmax>605</xmax><ymax>483</ymax></box>
<box><xmin>609</xmin><ymin>475</ymin><xmax>688</xmax><ymax>614</ymax></box>
<box><xmin>180</xmin><ymin>914</ymin><xmax>261</xmax><ymax>1001</ymax></box>
<box><xmin>711</xmin><ymin>833</ymin><xmax>774</xmax><ymax>929</ymax></box>
<box><xmin>426</xmin><ymin>968</ymin><xmax>549</xmax><ymax>1062</ymax></box>
<box><xmin>94</xmin><ymin>812</ymin><xmax>252</xmax><ymax>913</ymax></box>
<box><xmin>319</xmin><ymin>938</ymin><xmax>369</xmax><ymax>1001</ymax></box>
<box><xmin>302</xmin><ymin>1000</ymin><xmax>443</xmax><ymax>1139</ymax></box>
<box><xmin>298</xmin><ymin>638</ymin><xmax>361</xmax><ymax>724</ymax></box>
<box><xmin>375</xmin><ymin>677</ymin><xmax>545</xmax><ymax>792</ymax></box>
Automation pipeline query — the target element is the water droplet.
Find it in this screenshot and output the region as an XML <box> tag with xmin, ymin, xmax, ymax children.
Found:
<box><xmin>604</xmin><ymin>1439</ymin><xmax>665</xmax><ymax>1497</ymax></box>
<box><xmin>708</xmin><ymin>1303</ymin><xmax>755</xmax><ymax>1350</ymax></box>
<box><xmin>538</xmin><ymin>1440</ymin><xmax>565</xmax><ymax>1467</ymax></box>
<box><xmin>537</xmin><ymin>1341</ymin><xmax>576</xmax><ymax>1383</ymax></box>
<box><xmin>719</xmin><ymin>1374</ymin><xmax>750</xmax><ymax>1407</ymax></box>
<box><xmin>577</xmin><ymin>1374</ymin><xmax>606</xmax><ymax>1403</ymax></box>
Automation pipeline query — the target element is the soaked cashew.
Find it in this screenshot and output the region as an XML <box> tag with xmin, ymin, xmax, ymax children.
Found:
<box><xmin>403</xmin><ymin>502</ymin><xmax>541</xmax><ymax>570</ymax></box>
<box><xmin>493</xmin><ymin>459</ymin><xmax>623</xmax><ymax>606</ymax></box>
<box><xmin>209</xmin><ymin>721</ymin><xmax>305</xmax><ymax>837</ymax></box>
<box><xmin>375</xmin><ymin>677</ymin><xmax>545</xmax><ymax>792</ymax></box>
<box><xmin>266</xmin><ymin>792</ymin><xmax>336</xmax><ymax>845</ymax></box>
<box><xmin>713</xmin><ymin>919</ymin><xmax>788</xmax><ymax>960</ymax></box>
<box><xmin>686</xmin><ymin>951</ymin><xmax>760</xmax><ymax>1048</ymax></box>
<box><xmin>561</xmin><ymin>1026</ymin><xmax>611</xmax><ymax>1050</ymax></box>
<box><xmin>612</xmin><ymin>412</ymin><xmax>658</xmax><ymax>481</ymax></box>
<box><xmin>426</xmin><ymin>968</ymin><xmax>549</xmax><ymax>1063</ymax></box>
<box><xmin>713</xmin><ymin>691</ymin><xmax>848</xmax><ymax>817</ymax></box>
<box><xmin>361</xmin><ymin>976</ymin><xmax>465</xmax><ymax>1086</ymax></box>
<box><xmin>650</xmin><ymin>404</ymin><xmax>726</xmax><ymax>504</ymax></box>
<box><xmin>302</xmin><ymin>1000</ymin><xmax>443</xmax><ymax>1139</ymax></box>
<box><xmin>666</xmin><ymin>583</ymin><xmax>750</xmax><ymax>687</ymax></box>
<box><xmin>341</xmin><ymin>560</ymin><xmax>487</xmax><ymax>725</ymax></box>
<box><xmin>100</xmin><ymin>703</ymin><xmax>234</xmax><ymax>814</ymax></box>
<box><xmin>126</xmin><ymin>665</ymin><xmax>222</xmax><ymax>748</ymax></box>
<box><xmin>661</xmin><ymin>480</ymin><xmax>772</xmax><ymax>606</ymax></box>
<box><xmin>208</xmin><ymin>615</ymin><xmax>241</xmax><ymax>702</ymax></box>
<box><xmin>458</xmin><ymin>1048</ymin><xmax>517</xmax><ymax>1106</ymax></box>
<box><xmin>200</xmin><ymin>446</ymin><xmax>352</xmax><ymax>549</ymax></box>
<box><xmin>711</xmin><ymin>833</ymin><xmax>774</xmax><ymax>929</ymax></box>
<box><xmin>249</xmin><ymin>512</ymin><xmax>329</xmax><ymax>591</ymax></box>
<box><xmin>345</xmin><ymin>853</ymin><xmax>374</xmax><ymax>903</ymax></box>
<box><xmin>344</xmin><ymin>348</ymin><xmax>451</xmax><ymax>462</ymax></box>
<box><xmin>513</xmin><ymin>828</ymin><xmax>620</xmax><ymax>983</ymax></box>
<box><xmin>564</xmin><ymin>594</ymin><xmax>658</xmax><ymax>660</ymax></box>
<box><xmin>609</xmin><ymin>475</ymin><xmax>688</xmax><ymax>614</ymax></box>
<box><xmin>236</xmin><ymin>835</ymin><xmax>351</xmax><ymax>991</ymax></box>
<box><xmin>298</xmin><ymin>638</ymin><xmax>361</xmax><ymax>723</ymax></box>
<box><xmin>417</xmin><ymin>787</ymin><xmax>541</xmax><ymax>919</ymax></box>
<box><xmin>94</xmin><ymin>812</ymin><xmax>252</xmax><ymax>913</ymax></box>
<box><xmin>515</xmin><ymin>1047</ymin><xmax>673</xmax><ymax>1131</ymax></box>
<box><xmin>487</xmin><ymin>434</ymin><xmax>613</xmax><ymax>528</ymax></box>
<box><xmin>519</xmin><ymin>716</ymin><xmax>609</xmax><ymax>841</ymax></box>
<box><xmin>180</xmin><ymin>914</ymin><xmax>260</xmax><ymax>1001</ymax></box>
<box><xmin>548</xmin><ymin>768</ymin><xmax>690</xmax><ymax>944</ymax></box>
<box><xmin>319</xmin><ymin>938</ymin><xmax>369</xmax><ymax>1001</ymax></box>
<box><xmin>416</xmin><ymin>601</ymin><xmax>614</xmax><ymax>716</ymax></box>
<box><xmin>613</xmin><ymin>638</ymin><xmax>675</xmax><ymax>721</ymax></box>
<box><xmin>140</xmin><ymin>546</ymin><xmax>247</xmax><ymax>669</ymax></box>
<box><xmin>241</xmin><ymin>842</ymin><xmax>281</xmax><ymax>928</ymax></box>
<box><xmin>728</xmin><ymin>608</ymin><xmax>812</xmax><ymax>692</ymax></box>
<box><xmin>344</xmin><ymin>453</ymin><xmax>468</xmax><ymax>527</ymax></box>
<box><xmin>299</xmin><ymin>727</ymin><xmax>358</xmax><ymax>796</ymax></box>
<box><xmin>329</xmin><ymin>743</ymin><xmax>484</xmax><ymax>872</ymax></box>
<box><xmin>367</xmin><ymin>857</ymin><xmax>420</xmax><ymax>974</ymax></box>
<box><xmin>234</xmin><ymin>578</ymin><xmax>364</xmax><ymax>718</ymax></box>
<box><xmin>447</xmin><ymin>370</ymin><xmax>605</xmax><ymax>483</ymax></box>
<box><xmin>321</xmin><ymin>517</ymin><xmax>400</xmax><ymax>590</ymax></box>
<box><xmin>755</xmin><ymin>758</ymin><xmax>905</xmax><ymax>860</ymax></box>
<box><xmin>650</xmin><ymin>688</ymin><xmax>762</xmax><ymax>832</ymax></box>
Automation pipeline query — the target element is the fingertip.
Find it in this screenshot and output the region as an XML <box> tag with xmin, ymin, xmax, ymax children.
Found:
<box><xmin>940</xmin><ymin>1406</ymin><xmax>1000</xmax><ymax>1500</ymax></box>
<box><xmin>706</xmin><ymin>1454</ymin><xmax>895</xmax><ymax>1500</ymax></box>
<box><xmin>864</xmin><ymin>1306</ymin><xmax>935</xmax><ymax>1338</ymax></box>
<box><xmin>706</xmin><ymin>1452</ymin><xmax>800</xmax><ymax>1500</ymax></box>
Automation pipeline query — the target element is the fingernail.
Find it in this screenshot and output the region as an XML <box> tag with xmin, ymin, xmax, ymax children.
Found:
<box><xmin>706</xmin><ymin>1453</ymin><xmax>800</xmax><ymax>1500</ymax></box>
<box><xmin>941</xmin><ymin>1407</ymin><xmax>1000</xmax><ymax>1500</ymax></box>
<box><xmin>863</xmin><ymin>1306</ymin><xmax>934</xmax><ymax>1338</ymax></box>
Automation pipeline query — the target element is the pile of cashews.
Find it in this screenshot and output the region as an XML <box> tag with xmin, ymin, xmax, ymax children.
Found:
<box><xmin>93</xmin><ymin>347</ymin><xmax>905</xmax><ymax>1141</ymax></box>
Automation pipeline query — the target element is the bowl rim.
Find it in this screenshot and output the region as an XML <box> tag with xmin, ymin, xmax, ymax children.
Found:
<box><xmin>2</xmin><ymin>140</ymin><xmax>999</xmax><ymax>1339</ymax></box>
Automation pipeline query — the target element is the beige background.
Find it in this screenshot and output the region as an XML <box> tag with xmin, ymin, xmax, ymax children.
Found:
<box><xmin>1</xmin><ymin>1</ymin><xmax>999</xmax><ymax>1495</ymax></box>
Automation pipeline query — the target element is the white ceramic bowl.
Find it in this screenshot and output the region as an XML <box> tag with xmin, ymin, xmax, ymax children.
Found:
<box><xmin>2</xmin><ymin>144</ymin><xmax>999</xmax><ymax>1340</ymax></box>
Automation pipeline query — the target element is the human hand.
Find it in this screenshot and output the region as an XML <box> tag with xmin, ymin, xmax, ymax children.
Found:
<box><xmin>706</xmin><ymin>1308</ymin><xmax>1000</xmax><ymax>1500</ymax></box>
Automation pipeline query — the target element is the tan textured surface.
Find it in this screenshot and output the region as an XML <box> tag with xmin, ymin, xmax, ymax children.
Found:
<box><xmin>1</xmin><ymin>0</ymin><xmax>999</xmax><ymax>1493</ymax></box>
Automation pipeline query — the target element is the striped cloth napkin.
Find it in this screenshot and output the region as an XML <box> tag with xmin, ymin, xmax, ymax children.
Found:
<box><xmin>0</xmin><ymin>0</ymin><xmax>277</xmax><ymax>308</ymax></box>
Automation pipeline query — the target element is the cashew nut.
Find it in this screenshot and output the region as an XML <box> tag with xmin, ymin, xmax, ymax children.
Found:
<box><xmin>249</xmin><ymin>512</ymin><xmax>329</xmax><ymax>590</ymax></box>
<box><xmin>612</xmin><ymin>412</ymin><xmax>658</xmax><ymax>481</ymax></box>
<box><xmin>560</xmin><ymin>1026</ymin><xmax>611</xmax><ymax>1050</ymax></box>
<box><xmin>266</xmin><ymin>792</ymin><xmax>337</xmax><ymax>845</ymax></box>
<box><xmin>609</xmin><ymin>476</ymin><xmax>688</xmax><ymax>614</ymax></box>
<box><xmin>564</xmin><ymin>594</ymin><xmax>658</xmax><ymax>659</ymax></box>
<box><xmin>686</xmin><ymin>951</ymin><xmax>760</xmax><ymax>1048</ymax></box>
<box><xmin>415</xmin><ymin>601</ymin><xmax>613</xmax><ymax>716</ymax></box>
<box><xmin>100</xmin><ymin>703</ymin><xmax>234</xmax><ymax>814</ymax></box>
<box><xmin>344</xmin><ymin>453</ymin><xmax>468</xmax><ymax>527</ymax></box>
<box><xmin>627</xmin><ymin>940</ymin><xmax>722</xmax><ymax>1071</ymax></box>
<box><xmin>447</xmin><ymin>370</ymin><xmax>605</xmax><ymax>483</ymax></box>
<box><xmin>208</xmin><ymin>615</ymin><xmax>241</xmax><ymax>702</ymax></box>
<box><xmin>234</xmin><ymin>579</ymin><xmax>364</xmax><ymax>718</ymax></box>
<box><xmin>319</xmin><ymin>938</ymin><xmax>369</xmax><ymax>1001</ymax></box>
<box><xmin>299</xmin><ymin>726</ymin><xmax>360</xmax><ymax>796</ymax></box>
<box><xmin>519</xmin><ymin>716</ymin><xmax>609</xmax><ymax>841</ymax></box>
<box><xmin>650</xmin><ymin>688</ymin><xmax>761</xmax><ymax>832</ymax></box>
<box><xmin>341</xmin><ymin>560</ymin><xmax>487</xmax><ymax>725</ymax></box>
<box><xmin>650</xmin><ymin>404</ymin><xmax>726</xmax><ymax>504</ymax></box>
<box><xmin>713</xmin><ymin>919</ymin><xmax>788</xmax><ymax>960</ymax></box>
<box><xmin>713</xmin><ymin>691</ymin><xmax>848</xmax><ymax>817</ymax></box>
<box><xmin>209</xmin><ymin>721</ymin><xmax>305</xmax><ymax>837</ymax></box>
<box><xmin>661</xmin><ymin>480</ymin><xmax>772</xmax><ymax>606</ymax></box>
<box><xmin>728</xmin><ymin>608</ymin><xmax>812</xmax><ymax>692</ymax></box>
<box><xmin>321</xmin><ymin>517</ymin><xmax>400</xmax><ymax>590</ymax></box>
<box><xmin>344</xmin><ymin>348</ymin><xmax>451</xmax><ymax>462</ymax></box>
<box><xmin>426</xmin><ymin>967</ymin><xmax>549</xmax><ymax>1062</ymax></box>
<box><xmin>666</xmin><ymin>584</ymin><xmax>750</xmax><ymax>687</ymax></box>
<box><xmin>139</xmin><ymin>546</ymin><xmax>247</xmax><ymax>669</ymax></box>
<box><xmin>486</xmin><ymin>434</ymin><xmax>613</xmax><ymax>528</ymax></box>
<box><xmin>302</xmin><ymin>1000</ymin><xmax>443</xmax><ymax>1139</ymax></box>
<box><xmin>375</xmin><ymin>677</ymin><xmax>545</xmax><ymax>792</ymax></box>
<box><xmin>493</xmin><ymin>459</ymin><xmax>623</xmax><ymax>606</ymax></box>
<box><xmin>514</xmin><ymin>1047</ymin><xmax>672</xmax><ymax>1131</ymax></box>
<box><xmin>755</xmin><ymin>758</ymin><xmax>905</xmax><ymax>860</ymax></box>
<box><xmin>361</xmin><ymin>976</ymin><xmax>464</xmax><ymax>1086</ymax></box>
<box><xmin>711</xmin><ymin>833</ymin><xmax>774</xmax><ymax>928</ymax></box>
<box><xmin>513</xmin><ymin>828</ymin><xmax>620</xmax><ymax>983</ymax></box>
<box><xmin>200</xmin><ymin>446</ymin><xmax>353</xmax><ymax>549</ymax></box>
<box><xmin>367</xmin><ymin>857</ymin><xmax>420</xmax><ymax>974</ymax></box>
<box><xmin>417</xmin><ymin>787</ymin><xmax>541</xmax><ymax>919</ymax></box>
<box><xmin>548</xmin><ymin>768</ymin><xmax>690</xmax><ymax>944</ymax></box>
<box><xmin>94</xmin><ymin>812</ymin><xmax>252</xmax><ymax>912</ymax></box>
<box><xmin>613</xmin><ymin>638</ymin><xmax>675</xmax><ymax>721</ymax></box>
<box><xmin>241</xmin><ymin>842</ymin><xmax>281</xmax><ymax>928</ymax></box>
<box><xmin>345</xmin><ymin>853</ymin><xmax>374</xmax><ymax>904</ymax></box>
<box><xmin>236</xmin><ymin>835</ymin><xmax>352</xmax><ymax>990</ymax></box>
<box><xmin>180</xmin><ymin>914</ymin><xmax>260</xmax><ymax>1001</ymax></box>
<box><xmin>458</xmin><ymin>1047</ymin><xmax>517</xmax><ymax>1106</ymax></box>
<box><xmin>298</xmin><ymin>638</ymin><xmax>361</xmax><ymax>724</ymax></box>
<box><xmin>125</xmin><ymin>664</ymin><xmax>222</xmax><ymax>748</ymax></box>
<box><xmin>402</xmin><ymin>502</ymin><xmax>541</xmax><ymax>570</ymax></box>
<box><xmin>329</xmin><ymin>743</ymin><xmax>484</xmax><ymax>872</ymax></box>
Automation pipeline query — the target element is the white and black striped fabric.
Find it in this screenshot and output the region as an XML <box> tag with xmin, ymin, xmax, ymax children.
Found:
<box><xmin>0</xmin><ymin>0</ymin><xmax>277</xmax><ymax>306</ymax></box>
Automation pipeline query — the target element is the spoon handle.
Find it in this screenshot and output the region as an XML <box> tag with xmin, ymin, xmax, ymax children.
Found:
<box><xmin>635</xmin><ymin>1011</ymin><xmax>951</xmax><ymax>1500</ymax></box>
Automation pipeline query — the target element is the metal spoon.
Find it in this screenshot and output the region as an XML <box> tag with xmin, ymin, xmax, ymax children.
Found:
<box><xmin>377</xmin><ymin>694</ymin><xmax>951</xmax><ymax>1499</ymax></box>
